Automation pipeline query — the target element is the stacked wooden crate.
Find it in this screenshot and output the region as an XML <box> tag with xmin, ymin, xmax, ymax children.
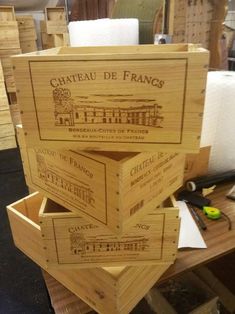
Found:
<box><xmin>0</xmin><ymin>6</ymin><xmax>21</xmax><ymax>94</ymax></box>
<box><xmin>7</xmin><ymin>44</ymin><xmax>209</xmax><ymax>313</ymax></box>
<box><xmin>40</xmin><ymin>7</ymin><xmax>69</xmax><ymax>49</ymax></box>
<box><xmin>0</xmin><ymin>61</ymin><xmax>16</xmax><ymax>150</ymax></box>
<box><xmin>16</xmin><ymin>15</ymin><xmax>37</xmax><ymax>53</ymax></box>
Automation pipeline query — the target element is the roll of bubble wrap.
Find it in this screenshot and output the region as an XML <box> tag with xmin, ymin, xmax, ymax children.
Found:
<box><xmin>68</xmin><ymin>18</ymin><xmax>139</xmax><ymax>47</ymax></box>
<box><xmin>200</xmin><ymin>71</ymin><xmax>235</xmax><ymax>173</ymax></box>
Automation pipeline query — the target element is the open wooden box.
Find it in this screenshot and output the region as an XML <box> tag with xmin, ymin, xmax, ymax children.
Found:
<box><xmin>12</xmin><ymin>44</ymin><xmax>209</xmax><ymax>153</ymax></box>
<box><xmin>0</xmin><ymin>6</ymin><xmax>16</xmax><ymax>21</ymax></box>
<box><xmin>7</xmin><ymin>192</ymin><xmax>172</xmax><ymax>314</ymax></box>
<box><xmin>17</xmin><ymin>125</ymin><xmax>184</xmax><ymax>234</ymax></box>
<box><xmin>44</xmin><ymin>7</ymin><xmax>67</xmax><ymax>34</ymax></box>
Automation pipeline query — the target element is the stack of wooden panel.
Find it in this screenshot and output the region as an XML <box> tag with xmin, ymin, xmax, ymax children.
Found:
<box><xmin>40</xmin><ymin>7</ymin><xmax>69</xmax><ymax>49</ymax></box>
<box><xmin>16</xmin><ymin>15</ymin><xmax>37</xmax><ymax>53</ymax></box>
<box><xmin>0</xmin><ymin>61</ymin><xmax>16</xmax><ymax>150</ymax></box>
<box><xmin>0</xmin><ymin>6</ymin><xmax>21</xmax><ymax>94</ymax></box>
<box><xmin>7</xmin><ymin>44</ymin><xmax>209</xmax><ymax>313</ymax></box>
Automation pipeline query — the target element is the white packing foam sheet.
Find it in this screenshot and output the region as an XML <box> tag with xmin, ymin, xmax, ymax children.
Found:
<box><xmin>177</xmin><ymin>201</ymin><xmax>207</xmax><ymax>249</ymax></box>
<box><xmin>200</xmin><ymin>71</ymin><xmax>235</xmax><ymax>173</ymax></box>
<box><xmin>68</xmin><ymin>18</ymin><xmax>139</xmax><ymax>47</ymax></box>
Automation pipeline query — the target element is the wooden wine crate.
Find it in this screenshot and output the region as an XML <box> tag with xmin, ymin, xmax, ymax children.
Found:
<box><xmin>7</xmin><ymin>191</ymin><xmax>172</xmax><ymax>314</ymax></box>
<box><xmin>12</xmin><ymin>44</ymin><xmax>209</xmax><ymax>153</ymax></box>
<box><xmin>20</xmin><ymin>40</ymin><xmax>37</xmax><ymax>53</ymax></box>
<box><xmin>17</xmin><ymin>125</ymin><xmax>184</xmax><ymax>234</ymax></box>
<box><xmin>0</xmin><ymin>49</ymin><xmax>21</xmax><ymax>93</ymax></box>
<box><xmin>40</xmin><ymin>20</ymin><xmax>69</xmax><ymax>49</ymax></box>
<box><xmin>45</xmin><ymin>7</ymin><xmax>67</xmax><ymax>34</ymax></box>
<box><xmin>39</xmin><ymin>196</ymin><xmax>179</xmax><ymax>268</ymax></box>
<box><xmin>0</xmin><ymin>6</ymin><xmax>15</xmax><ymax>21</ymax></box>
<box><xmin>0</xmin><ymin>22</ymin><xmax>20</xmax><ymax>49</ymax></box>
<box><xmin>41</xmin><ymin>31</ymin><xmax>69</xmax><ymax>49</ymax></box>
<box><xmin>16</xmin><ymin>15</ymin><xmax>37</xmax><ymax>41</ymax></box>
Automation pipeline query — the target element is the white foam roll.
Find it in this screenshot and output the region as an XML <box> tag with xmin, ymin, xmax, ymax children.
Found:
<box><xmin>200</xmin><ymin>71</ymin><xmax>235</xmax><ymax>173</ymax></box>
<box><xmin>68</xmin><ymin>18</ymin><xmax>139</xmax><ymax>47</ymax></box>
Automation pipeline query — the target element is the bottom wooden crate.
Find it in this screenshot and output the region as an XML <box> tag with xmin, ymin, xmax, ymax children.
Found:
<box><xmin>145</xmin><ymin>271</ymin><xmax>218</xmax><ymax>314</ymax></box>
<box><xmin>7</xmin><ymin>192</ymin><xmax>172</xmax><ymax>314</ymax></box>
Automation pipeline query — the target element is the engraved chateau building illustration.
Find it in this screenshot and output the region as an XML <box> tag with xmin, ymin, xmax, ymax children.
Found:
<box><xmin>53</xmin><ymin>88</ymin><xmax>164</xmax><ymax>127</ymax></box>
<box><xmin>70</xmin><ymin>233</ymin><xmax>149</xmax><ymax>256</ymax></box>
<box><xmin>36</xmin><ymin>153</ymin><xmax>95</xmax><ymax>207</ymax></box>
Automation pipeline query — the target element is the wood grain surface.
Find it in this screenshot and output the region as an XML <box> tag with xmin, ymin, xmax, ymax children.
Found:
<box><xmin>12</xmin><ymin>44</ymin><xmax>209</xmax><ymax>153</ymax></box>
<box><xmin>160</xmin><ymin>183</ymin><xmax>235</xmax><ymax>283</ymax></box>
<box><xmin>42</xmin><ymin>270</ymin><xmax>94</xmax><ymax>314</ymax></box>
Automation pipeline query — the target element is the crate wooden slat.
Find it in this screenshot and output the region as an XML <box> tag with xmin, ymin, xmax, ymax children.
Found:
<box><xmin>39</xmin><ymin>196</ymin><xmax>179</xmax><ymax>268</ymax></box>
<box><xmin>0</xmin><ymin>6</ymin><xmax>15</xmax><ymax>21</ymax></box>
<box><xmin>17</xmin><ymin>125</ymin><xmax>184</xmax><ymax>234</ymax></box>
<box><xmin>0</xmin><ymin>49</ymin><xmax>21</xmax><ymax>93</ymax></box>
<box><xmin>0</xmin><ymin>22</ymin><xmax>20</xmax><ymax>49</ymax></box>
<box><xmin>16</xmin><ymin>15</ymin><xmax>37</xmax><ymax>41</ymax></box>
<box><xmin>7</xmin><ymin>192</ymin><xmax>172</xmax><ymax>314</ymax></box>
<box><xmin>45</xmin><ymin>7</ymin><xmax>67</xmax><ymax>35</ymax></box>
<box><xmin>0</xmin><ymin>62</ymin><xmax>16</xmax><ymax>150</ymax></box>
<box><xmin>40</xmin><ymin>19</ymin><xmax>69</xmax><ymax>49</ymax></box>
<box><xmin>19</xmin><ymin>40</ymin><xmax>37</xmax><ymax>53</ymax></box>
<box><xmin>12</xmin><ymin>44</ymin><xmax>209</xmax><ymax>153</ymax></box>
<box><xmin>42</xmin><ymin>270</ymin><xmax>95</xmax><ymax>314</ymax></box>
<box><xmin>9</xmin><ymin>104</ymin><xmax>21</xmax><ymax>126</ymax></box>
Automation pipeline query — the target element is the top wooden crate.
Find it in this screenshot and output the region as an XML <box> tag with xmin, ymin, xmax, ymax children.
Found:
<box><xmin>12</xmin><ymin>44</ymin><xmax>209</xmax><ymax>153</ymax></box>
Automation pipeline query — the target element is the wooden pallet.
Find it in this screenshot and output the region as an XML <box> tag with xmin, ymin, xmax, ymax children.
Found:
<box><xmin>7</xmin><ymin>191</ymin><xmax>172</xmax><ymax>314</ymax></box>
<box><xmin>12</xmin><ymin>44</ymin><xmax>209</xmax><ymax>153</ymax></box>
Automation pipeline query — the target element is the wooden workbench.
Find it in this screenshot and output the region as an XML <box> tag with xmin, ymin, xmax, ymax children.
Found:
<box><xmin>160</xmin><ymin>183</ymin><xmax>235</xmax><ymax>282</ymax></box>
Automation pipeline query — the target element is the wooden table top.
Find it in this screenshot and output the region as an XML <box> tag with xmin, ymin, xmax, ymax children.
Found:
<box><xmin>160</xmin><ymin>183</ymin><xmax>235</xmax><ymax>283</ymax></box>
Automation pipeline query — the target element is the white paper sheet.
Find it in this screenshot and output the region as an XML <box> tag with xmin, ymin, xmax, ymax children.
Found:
<box><xmin>177</xmin><ymin>201</ymin><xmax>207</xmax><ymax>249</ymax></box>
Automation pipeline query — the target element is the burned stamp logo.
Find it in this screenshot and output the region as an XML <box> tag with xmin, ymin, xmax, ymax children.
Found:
<box><xmin>70</xmin><ymin>233</ymin><xmax>149</xmax><ymax>256</ymax></box>
<box><xmin>53</xmin><ymin>87</ymin><xmax>164</xmax><ymax>128</ymax></box>
<box><xmin>36</xmin><ymin>153</ymin><xmax>95</xmax><ymax>207</ymax></box>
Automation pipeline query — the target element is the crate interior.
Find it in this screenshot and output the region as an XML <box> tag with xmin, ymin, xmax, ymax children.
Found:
<box><xmin>11</xmin><ymin>193</ymin><xmax>43</xmax><ymax>225</ymax></box>
<box><xmin>95</xmin><ymin>151</ymin><xmax>138</xmax><ymax>161</ymax></box>
<box><xmin>0</xmin><ymin>6</ymin><xmax>15</xmax><ymax>21</ymax></box>
<box><xmin>46</xmin><ymin>7</ymin><xmax>66</xmax><ymax>21</ymax></box>
<box><xmin>58</xmin><ymin>44</ymin><xmax>193</xmax><ymax>56</ymax></box>
<box><xmin>43</xmin><ymin>198</ymin><xmax>70</xmax><ymax>214</ymax></box>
